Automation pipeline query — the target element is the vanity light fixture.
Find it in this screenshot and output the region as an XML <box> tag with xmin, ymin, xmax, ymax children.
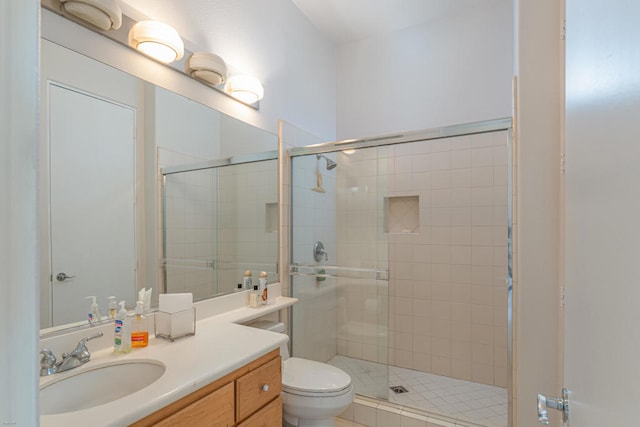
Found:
<box><xmin>60</xmin><ymin>0</ymin><xmax>122</xmax><ymax>31</ymax></box>
<box><xmin>185</xmin><ymin>52</ymin><xmax>228</xmax><ymax>86</ymax></box>
<box><xmin>128</xmin><ymin>20</ymin><xmax>184</xmax><ymax>64</ymax></box>
<box><xmin>225</xmin><ymin>75</ymin><xmax>264</xmax><ymax>104</ymax></box>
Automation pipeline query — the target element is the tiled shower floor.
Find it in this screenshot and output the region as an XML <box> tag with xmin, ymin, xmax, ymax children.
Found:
<box><xmin>328</xmin><ymin>355</ymin><xmax>507</xmax><ymax>427</ymax></box>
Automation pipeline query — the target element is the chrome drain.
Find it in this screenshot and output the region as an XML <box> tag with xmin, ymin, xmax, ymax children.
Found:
<box><xmin>390</xmin><ymin>385</ymin><xmax>408</xmax><ymax>394</ymax></box>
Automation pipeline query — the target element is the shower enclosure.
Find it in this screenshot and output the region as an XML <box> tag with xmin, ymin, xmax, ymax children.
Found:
<box><xmin>288</xmin><ymin>119</ymin><xmax>512</xmax><ymax>427</ymax></box>
<box><xmin>161</xmin><ymin>151</ymin><xmax>279</xmax><ymax>300</ymax></box>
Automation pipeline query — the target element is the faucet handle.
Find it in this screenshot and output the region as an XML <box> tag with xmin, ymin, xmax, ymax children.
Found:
<box><xmin>40</xmin><ymin>348</ymin><xmax>56</xmax><ymax>365</ymax></box>
<box><xmin>79</xmin><ymin>331</ymin><xmax>104</xmax><ymax>345</ymax></box>
<box><xmin>40</xmin><ymin>349</ymin><xmax>57</xmax><ymax>376</ymax></box>
<box><xmin>65</xmin><ymin>332</ymin><xmax>104</xmax><ymax>361</ymax></box>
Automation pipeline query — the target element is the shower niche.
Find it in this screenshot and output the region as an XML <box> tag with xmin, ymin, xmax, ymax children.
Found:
<box><xmin>384</xmin><ymin>195</ymin><xmax>420</xmax><ymax>234</ymax></box>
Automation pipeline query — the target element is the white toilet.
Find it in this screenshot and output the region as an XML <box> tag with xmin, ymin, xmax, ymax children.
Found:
<box><xmin>248</xmin><ymin>320</ymin><xmax>354</xmax><ymax>427</ymax></box>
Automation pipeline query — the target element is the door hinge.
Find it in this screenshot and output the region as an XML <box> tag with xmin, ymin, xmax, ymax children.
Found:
<box><xmin>537</xmin><ymin>388</ymin><xmax>569</xmax><ymax>424</ymax></box>
<box><xmin>561</xmin><ymin>19</ymin><xmax>566</xmax><ymax>40</ymax></box>
<box><xmin>560</xmin><ymin>286</ymin><xmax>565</xmax><ymax>307</ymax></box>
<box><xmin>560</xmin><ymin>153</ymin><xmax>566</xmax><ymax>174</ymax></box>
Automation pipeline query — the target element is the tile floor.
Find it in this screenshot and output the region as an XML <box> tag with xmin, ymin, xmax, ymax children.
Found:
<box><xmin>329</xmin><ymin>355</ymin><xmax>507</xmax><ymax>427</ymax></box>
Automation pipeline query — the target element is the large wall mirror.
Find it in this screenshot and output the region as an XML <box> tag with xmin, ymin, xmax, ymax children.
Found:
<box><xmin>39</xmin><ymin>11</ymin><xmax>278</xmax><ymax>332</ymax></box>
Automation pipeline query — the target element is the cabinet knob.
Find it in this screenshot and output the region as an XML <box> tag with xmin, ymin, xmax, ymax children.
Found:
<box><xmin>261</xmin><ymin>384</ymin><xmax>269</xmax><ymax>392</ymax></box>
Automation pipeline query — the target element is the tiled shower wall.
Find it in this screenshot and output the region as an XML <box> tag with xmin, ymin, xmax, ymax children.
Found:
<box><xmin>161</xmin><ymin>148</ymin><xmax>278</xmax><ymax>300</ymax></box>
<box><xmin>216</xmin><ymin>160</ymin><xmax>279</xmax><ymax>289</ymax></box>
<box><xmin>336</xmin><ymin>131</ymin><xmax>509</xmax><ymax>388</ymax></box>
<box><xmin>160</xmin><ymin>148</ymin><xmax>217</xmax><ymax>300</ymax></box>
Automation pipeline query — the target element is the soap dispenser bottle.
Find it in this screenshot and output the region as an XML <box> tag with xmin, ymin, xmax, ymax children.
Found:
<box><xmin>114</xmin><ymin>301</ymin><xmax>131</xmax><ymax>353</ymax></box>
<box><xmin>86</xmin><ymin>296</ymin><xmax>101</xmax><ymax>325</ymax></box>
<box><xmin>107</xmin><ymin>296</ymin><xmax>117</xmax><ymax>320</ymax></box>
<box><xmin>131</xmin><ymin>301</ymin><xmax>149</xmax><ymax>348</ymax></box>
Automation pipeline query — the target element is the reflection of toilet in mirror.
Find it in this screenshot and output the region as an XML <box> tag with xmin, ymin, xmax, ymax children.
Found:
<box><xmin>248</xmin><ymin>321</ymin><xmax>354</xmax><ymax>427</ymax></box>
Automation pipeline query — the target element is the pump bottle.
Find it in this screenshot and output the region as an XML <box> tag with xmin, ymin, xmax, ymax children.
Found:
<box><xmin>114</xmin><ymin>301</ymin><xmax>131</xmax><ymax>353</ymax></box>
<box><xmin>107</xmin><ymin>296</ymin><xmax>117</xmax><ymax>320</ymax></box>
<box><xmin>86</xmin><ymin>296</ymin><xmax>101</xmax><ymax>325</ymax></box>
<box><xmin>131</xmin><ymin>301</ymin><xmax>149</xmax><ymax>348</ymax></box>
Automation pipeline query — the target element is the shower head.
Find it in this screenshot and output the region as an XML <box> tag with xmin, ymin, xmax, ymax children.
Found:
<box><xmin>316</xmin><ymin>154</ymin><xmax>337</xmax><ymax>170</ymax></box>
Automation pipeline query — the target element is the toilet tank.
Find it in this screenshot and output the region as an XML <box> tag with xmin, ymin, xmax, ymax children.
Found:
<box><xmin>246</xmin><ymin>320</ymin><xmax>290</xmax><ymax>359</ymax></box>
<box><xmin>247</xmin><ymin>320</ymin><xmax>286</xmax><ymax>333</ymax></box>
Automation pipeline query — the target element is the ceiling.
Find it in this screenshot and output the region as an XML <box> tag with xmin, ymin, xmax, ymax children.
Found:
<box><xmin>290</xmin><ymin>0</ymin><xmax>485</xmax><ymax>44</ymax></box>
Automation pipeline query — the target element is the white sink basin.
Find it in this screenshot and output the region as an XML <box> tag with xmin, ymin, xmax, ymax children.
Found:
<box><xmin>40</xmin><ymin>359</ymin><xmax>166</xmax><ymax>415</ymax></box>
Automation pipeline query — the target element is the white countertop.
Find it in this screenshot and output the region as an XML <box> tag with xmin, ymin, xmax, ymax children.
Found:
<box><xmin>40</xmin><ymin>291</ymin><xmax>296</xmax><ymax>427</ymax></box>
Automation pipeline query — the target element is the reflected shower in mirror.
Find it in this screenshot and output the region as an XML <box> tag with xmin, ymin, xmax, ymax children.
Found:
<box><xmin>161</xmin><ymin>155</ymin><xmax>278</xmax><ymax>300</ymax></box>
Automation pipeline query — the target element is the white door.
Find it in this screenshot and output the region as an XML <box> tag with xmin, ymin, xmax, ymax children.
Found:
<box><xmin>49</xmin><ymin>83</ymin><xmax>136</xmax><ymax>326</ymax></box>
<box><xmin>563</xmin><ymin>1</ymin><xmax>640</xmax><ymax>425</ymax></box>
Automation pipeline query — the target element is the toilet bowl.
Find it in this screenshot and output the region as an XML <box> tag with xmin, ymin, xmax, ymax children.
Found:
<box><xmin>248</xmin><ymin>320</ymin><xmax>354</xmax><ymax>427</ymax></box>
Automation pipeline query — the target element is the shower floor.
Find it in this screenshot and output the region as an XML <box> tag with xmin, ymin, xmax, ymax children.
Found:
<box><xmin>328</xmin><ymin>355</ymin><xmax>507</xmax><ymax>427</ymax></box>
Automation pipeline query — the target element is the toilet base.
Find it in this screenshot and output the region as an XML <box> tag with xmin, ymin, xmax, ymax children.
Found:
<box><xmin>283</xmin><ymin>414</ymin><xmax>336</xmax><ymax>427</ymax></box>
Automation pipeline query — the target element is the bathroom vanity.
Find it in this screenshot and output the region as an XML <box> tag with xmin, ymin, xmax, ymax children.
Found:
<box><xmin>132</xmin><ymin>348</ymin><xmax>282</xmax><ymax>426</ymax></box>
<box><xmin>39</xmin><ymin>287</ymin><xmax>296</xmax><ymax>427</ymax></box>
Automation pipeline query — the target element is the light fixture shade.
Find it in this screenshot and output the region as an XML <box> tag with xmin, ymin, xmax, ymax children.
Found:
<box><xmin>185</xmin><ymin>52</ymin><xmax>228</xmax><ymax>86</ymax></box>
<box><xmin>225</xmin><ymin>75</ymin><xmax>264</xmax><ymax>104</ymax></box>
<box><xmin>129</xmin><ymin>21</ymin><xmax>184</xmax><ymax>64</ymax></box>
<box><xmin>60</xmin><ymin>0</ymin><xmax>122</xmax><ymax>31</ymax></box>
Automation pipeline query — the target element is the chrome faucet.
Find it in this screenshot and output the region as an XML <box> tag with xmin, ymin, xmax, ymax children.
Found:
<box><xmin>40</xmin><ymin>332</ymin><xmax>103</xmax><ymax>376</ymax></box>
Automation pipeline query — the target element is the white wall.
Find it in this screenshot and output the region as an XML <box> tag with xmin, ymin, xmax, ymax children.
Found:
<box><xmin>0</xmin><ymin>0</ymin><xmax>39</xmax><ymax>424</ymax></box>
<box><xmin>119</xmin><ymin>0</ymin><xmax>337</xmax><ymax>142</ymax></box>
<box><xmin>336</xmin><ymin>0</ymin><xmax>513</xmax><ymax>140</ymax></box>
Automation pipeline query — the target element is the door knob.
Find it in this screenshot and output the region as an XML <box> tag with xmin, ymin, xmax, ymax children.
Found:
<box><xmin>56</xmin><ymin>272</ymin><xmax>76</xmax><ymax>282</ymax></box>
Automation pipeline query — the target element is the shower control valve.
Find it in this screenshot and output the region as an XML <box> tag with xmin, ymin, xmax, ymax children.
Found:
<box><xmin>313</xmin><ymin>241</ymin><xmax>328</xmax><ymax>262</ymax></box>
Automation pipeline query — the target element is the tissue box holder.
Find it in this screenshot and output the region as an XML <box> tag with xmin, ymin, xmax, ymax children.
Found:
<box><xmin>155</xmin><ymin>307</ymin><xmax>196</xmax><ymax>341</ymax></box>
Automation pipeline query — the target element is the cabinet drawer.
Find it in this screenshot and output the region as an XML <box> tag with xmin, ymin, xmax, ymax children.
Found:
<box><xmin>237</xmin><ymin>396</ymin><xmax>282</xmax><ymax>427</ymax></box>
<box><xmin>236</xmin><ymin>356</ymin><xmax>281</xmax><ymax>422</ymax></box>
<box><xmin>154</xmin><ymin>382</ymin><xmax>234</xmax><ymax>427</ymax></box>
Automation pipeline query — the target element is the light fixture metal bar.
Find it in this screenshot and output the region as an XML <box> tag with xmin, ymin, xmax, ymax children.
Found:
<box><xmin>40</xmin><ymin>0</ymin><xmax>260</xmax><ymax>109</ymax></box>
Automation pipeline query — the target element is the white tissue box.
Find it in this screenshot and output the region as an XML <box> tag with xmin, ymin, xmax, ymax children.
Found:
<box><xmin>159</xmin><ymin>293</ymin><xmax>193</xmax><ymax>313</ymax></box>
<box><xmin>154</xmin><ymin>307</ymin><xmax>196</xmax><ymax>341</ymax></box>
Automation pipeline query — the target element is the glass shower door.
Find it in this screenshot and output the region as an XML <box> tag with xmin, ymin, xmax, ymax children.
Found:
<box><xmin>290</xmin><ymin>146</ymin><xmax>390</xmax><ymax>400</ymax></box>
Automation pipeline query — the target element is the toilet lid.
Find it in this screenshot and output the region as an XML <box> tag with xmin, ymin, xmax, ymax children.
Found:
<box><xmin>283</xmin><ymin>358</ymin><xmax>352</xmax><ymax>394</ymax></box>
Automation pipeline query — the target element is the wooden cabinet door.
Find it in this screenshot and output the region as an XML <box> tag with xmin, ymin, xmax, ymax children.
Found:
<box><xmin>154</xmin><ymin>382</ymin><xmax>234</xmax><ymax>427</ymax></box>
<box><xmin>235</xmin><ymin>357</ymin><xmax>281</xmax><ymax>422</ymax></box>
<box><xmin>237</xmin><ymin>397</ymin><xmax>282</xmax><ymax>427</ymax></box>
